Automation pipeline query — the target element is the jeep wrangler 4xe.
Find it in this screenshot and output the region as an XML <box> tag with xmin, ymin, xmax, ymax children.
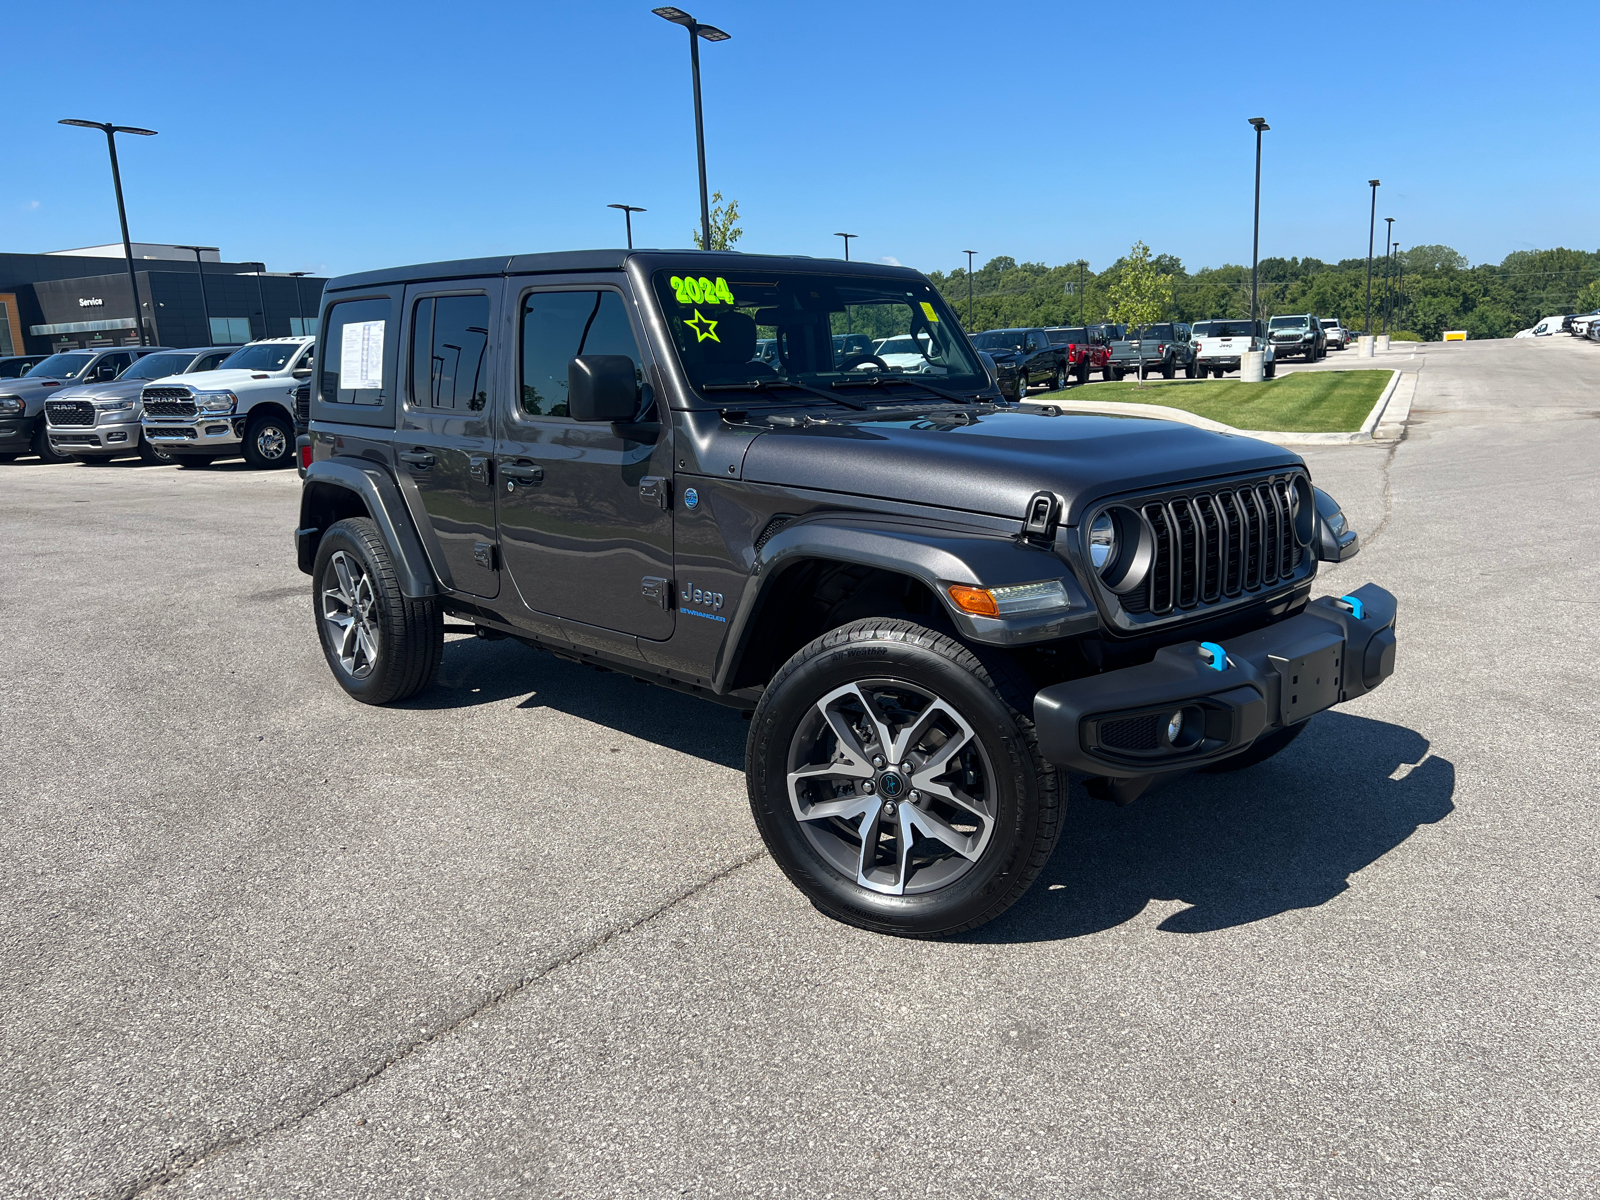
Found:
<box><xmin>296</xmin><ymin>250</ymin><xmax>1395</xmax><ymax>938</ymax></box>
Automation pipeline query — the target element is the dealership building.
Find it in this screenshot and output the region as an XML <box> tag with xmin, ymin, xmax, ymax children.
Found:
<box><xmin>0</xmin><ymin>244</ymin><xmax>325</xmax><ymax>356</ymax></box>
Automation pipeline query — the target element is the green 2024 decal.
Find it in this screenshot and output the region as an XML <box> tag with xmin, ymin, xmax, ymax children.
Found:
<box><xmin>670</xmin><ymin>275</ymin><xmax>735</xmax><ymax>305</ymax></box>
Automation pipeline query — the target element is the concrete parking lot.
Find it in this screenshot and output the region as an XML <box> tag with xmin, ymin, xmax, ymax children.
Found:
<box><xmin>2</xmin><ymin>335</ymin><xmax>1596</xmax><ymax>1199</ymax></box>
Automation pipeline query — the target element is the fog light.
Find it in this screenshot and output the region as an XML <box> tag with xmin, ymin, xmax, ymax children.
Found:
<box><xmin>206</xmin><ymin>424</ymin><xmax>229</xmax><ymax>435</ymax></box>
<box><xmin>1165</xmin><ymin>711</ymin><xmax>1184</xmax><ymax>743</ymax></box>
<box><xmin>106</xmin><ymin>431</ymin><xmax>128</xmax><ymax>442</ymax></box>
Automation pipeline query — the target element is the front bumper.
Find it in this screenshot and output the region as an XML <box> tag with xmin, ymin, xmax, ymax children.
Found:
<box><xmin>143</xmin><ymin>417</ymin><xmax>244</xmax><ymax>454</ymax></box>
<box><xmin>0</xmin><ymin>414</ymin><xmax>40</xmax><ymax>452</ymax></box>
<box><xmin>1034</xmin><ymin>583</ymin><xmax>1397</xmax><ymax>779</ymax></box>
<box><xmin>48</xmin><ymin>419</ymin><xmax>142</xmax><ymax>454</ymax></box>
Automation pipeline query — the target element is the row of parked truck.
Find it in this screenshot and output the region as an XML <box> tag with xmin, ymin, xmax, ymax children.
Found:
<box><xmin>0</xmin><ymin>338</ymin><xmax>313</xmax><ymax>468</ymax></box>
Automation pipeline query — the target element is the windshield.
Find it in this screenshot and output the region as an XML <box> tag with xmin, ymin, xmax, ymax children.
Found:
<box><xmin>652</xmin><ymin>268</ymin><xmax>988</xmax><ymax>398</ymax></box>
<box><xmin>1195</xmin><ymin>321</ymin><xmax>1255</xmax><ymax>338</ymax></box>
<box><xmin>121</xmin><ymin>353</ymin><xmax>193</xmax><ymax>381</ymax></box>
<box><xmin>971</xmin><ymin>331</ymin><xmax>1027</xmax><ymax>351</ymax></box>
<box><xmin>26</xmin><ymin>353</ymin><xmax>95</xmax><ymax>379</ymax></box>
<box><xmin>1269</xmin><ymin>316</ymin><xmax>1309</xmax><ymax>330</ymax></box>
<box><xmin>219</xmin><ymin>342</ymin><xmax>305</xmax><ymax>372</ymax></box>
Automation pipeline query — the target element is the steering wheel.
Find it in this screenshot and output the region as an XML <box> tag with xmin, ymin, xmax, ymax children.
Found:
<box><xmin>836</xmin><ymin>353</ymin><xmax>890</xmax><ymax>372</ymax></box>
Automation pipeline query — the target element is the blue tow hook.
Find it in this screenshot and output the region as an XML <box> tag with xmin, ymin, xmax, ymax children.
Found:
<box><xmin>1337</xmin><ymin>594</ymin><xmax>1365</xmax><ymax>620</ymax></box>
<box><xmin>1199</xmin><ymin>641</ymin><xmax>1228</xmax><ymax>671</ymax></box>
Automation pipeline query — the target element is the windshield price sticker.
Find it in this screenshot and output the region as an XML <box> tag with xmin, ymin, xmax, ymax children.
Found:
<box><xmin>670</xmin><ymin>275</ymin><xmax>735</xmax><ymax>306</ymax></box>
<box><xmin>340</xmin><ymin>319</ymin><xmax>386</xmax><ymax>390</ymax></box>
<box><xmin>920</xmin><ymin>301</ymin><xmax>940</xmax><ymax>323</ymax></box>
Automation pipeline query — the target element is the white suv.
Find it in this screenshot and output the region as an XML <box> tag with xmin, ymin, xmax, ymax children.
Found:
<box><xmin>140</xmin><ymin>337</ymin><xmax>313</xmax><ymax>469</ymax></box>
<box><xmin>1320</xmin><ymin>318</ymin><xmax>1352</xmax><ymax>350</ymax></box>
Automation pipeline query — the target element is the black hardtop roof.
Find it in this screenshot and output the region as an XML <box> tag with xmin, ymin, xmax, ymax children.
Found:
<box><xmin>325</xmin><ymin>249</ymin><xmax>929</xmax><ymax>294</ymax></box>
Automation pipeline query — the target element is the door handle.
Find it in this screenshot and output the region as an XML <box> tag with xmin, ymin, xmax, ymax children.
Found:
<box><xmin>400</xmin><ymin>450</ymin><xmax>436</xmax><ymax>469</ymax></box>
<box><xmin>501</xmin><ymin>463</ymin><xmax>544</xmax><ymax>488</ymax></box>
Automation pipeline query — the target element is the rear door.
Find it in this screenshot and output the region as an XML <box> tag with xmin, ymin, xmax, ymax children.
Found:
<box><xmin>395</xmin><ymin>279</ymin><xmax>501</xmax><ymax>599</ymax></box>
<box><xmin>494</xmin><ymin>275</ymin><xmax>674</xmax><ymax>640</ymax></box>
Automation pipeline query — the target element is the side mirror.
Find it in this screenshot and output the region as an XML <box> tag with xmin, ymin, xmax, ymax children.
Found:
<box><xmin>568</xmin><ymin>355</ymin><xmax>638</xmax><ymax>422</ymax></box>
<box><xmin>292</xmin><ymin>368</ymin><xmax>312</xmax><ymax>380</ymax></box>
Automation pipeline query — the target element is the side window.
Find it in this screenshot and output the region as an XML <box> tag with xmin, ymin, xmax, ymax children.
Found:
<box><xmin>320</xmin><ymin>298</ymin><xmax>390</xmax><ymax>405</ymax></box>
<box><xmin>196</xmin><ymin>352</ymin><xmax>229</xmax><ymax>372</ymax></box>
<box><xmin>519</xmin><ymin>290</ymin><xmax>642</xmax><ymax>418</ymax></box>
<box><xmin>410</xmin><ymin>295</ymin><xmax>491</xmax><ymax>411</ymax></box>
<box><xmin>93</xmin><ymin>352</ymin><xmax>131</xmax><ymax>380</ymax></box>
<box><xmin>295</xmin><ymin>344</ymin><xmax>316</xmax><ymax>373</ymax></box>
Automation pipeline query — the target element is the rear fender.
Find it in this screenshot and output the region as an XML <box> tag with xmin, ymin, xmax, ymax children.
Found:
<box><xmin>296</xmin><ymin>459</ymin><xmax>437</xmax><ymax>598</ymax></box>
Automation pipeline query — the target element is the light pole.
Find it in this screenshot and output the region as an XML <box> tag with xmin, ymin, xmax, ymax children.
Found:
<box><xmin>652</xmin><ymin>7</ymin><xmax>730</xmax><ymax>252</ymax></box>
<box><xmin>174</xmin><ymin>245</ymin><xmax>218</xmax><ymax>345</ymax></box>
<box><xmin>1364</xmin><ymin>179</ymin><xmax>1380</xmax><ymax>334</ymax></box>
<box><xmin>1248</xmin><ymin>118</ymin><xmax>1269</xmax><ymax>327</ymax></box>
<box><xmin>835</xmin><ymin>232</ymin><xmax>856</xmax><ymax>261</ymax></box>
<box><xmin>607</xmin><ymin>203</ymin><xmax>646</xmax><ymax>249</ymax></box>
<box><xmin>289</xmin><ymin>271</ymin><xmax>310</xmax><ymax>330</ymax></box>
<box><xmin>250</xmin><ymin>263</ymin><xmax>268</xmax><ymax>340</ymax></box>
<box><xmin>964</xmin><ymin>250</ymin><xmax>976</xmax><ymax>327</ymax></box>
<box><xmin>1078</xmin><ymin>260</ymin><xmax>1086</xmax><ymax>326</ymax></box>
<box><xmin>1394</xmin><ymin>249</ymin><xmax>1404</xmax><ymax>334</ymax></box>
<box><xmin>59</xmin><ymin>118</ymin><xmax>157</xmax><ymax>346</ymax></box>
<box><xmin>1382</xmin><ymin>217</ymin><xmax>1395</xmax><ymax>335</ymax></box>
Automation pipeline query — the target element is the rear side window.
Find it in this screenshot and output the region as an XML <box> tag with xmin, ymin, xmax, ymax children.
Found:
<box><xmin>321</xmin><ymin>298</ymin><xmax>390</xmax><ymax>404</ymax></box>
<box><xmin>519</xmin><ymin>290</ymin><xmax>642</xmax><ymax>418</ymax></box>
<box><xmin>410</xmin><ymin>295</ymin><xmax>490</xmax><ymax>410</ymax></box>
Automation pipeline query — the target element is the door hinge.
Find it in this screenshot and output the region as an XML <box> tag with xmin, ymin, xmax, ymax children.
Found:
<box><xmin>639</xmin><ymin>476</ymin><xmax>670</xmax><ymax>509</ymax></box>
<box><xmin>473</xmin><ymin>542</ymin><xmax>499</xmax><ymax>571</ymax></box>
<box><xmin>469</xmin><ymin>454</ymin><xmax>492</xmax><ymax>484</ymax></box>
<box><xmin>641</xmin><ymin>576</ymin><xmax>671</xmax><ymax>608</ymax></box>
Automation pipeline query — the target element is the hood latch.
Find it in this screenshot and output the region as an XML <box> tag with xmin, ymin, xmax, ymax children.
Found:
<box><xmin>1022</xmin><ymin>491</ymin><xmax>1061</xmax><ymax>541</ymax></box>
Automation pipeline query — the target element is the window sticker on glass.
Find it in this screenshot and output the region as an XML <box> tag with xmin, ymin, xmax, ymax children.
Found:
<box><xmin>683</xmin><ymin>310</ymin><xmax>720</xmax><ymax>342</ymax></box>
<box><xmin>920</xmin><ymin>301</ymin><xmax>940</xmax><ymax>323</ymax></box>
<box><xmin>670</xmin><ymin>275</ymin><xmax>735</xmax><ymax>305</ymax></box>
<box><xmin>341</xmin><ymin>320</ymin><xmax>386</xmax><ymax>390</ymax></box>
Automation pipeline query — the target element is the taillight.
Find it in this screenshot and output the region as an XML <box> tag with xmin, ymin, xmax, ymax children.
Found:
<box><xmin>299</xmin><ymin>444</ymin><xmax>312</xmax><ymax>469</ymax></box>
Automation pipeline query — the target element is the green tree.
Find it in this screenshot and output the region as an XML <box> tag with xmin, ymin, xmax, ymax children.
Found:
<box><xmin>691</xmin><ymin>191</ymin><xmax>743</xmax><ymax>251</ymax></box>
<box><xmin>1107</xmin><ymin>241</ymin><xmax>1173</xmax><ymax>329</ymax></box>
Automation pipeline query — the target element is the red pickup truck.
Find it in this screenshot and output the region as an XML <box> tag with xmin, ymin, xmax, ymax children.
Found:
<box><xmin>1043</xmin><ymin>325</ymin><xmax>1112</xmax><ymax>384</ymax></box>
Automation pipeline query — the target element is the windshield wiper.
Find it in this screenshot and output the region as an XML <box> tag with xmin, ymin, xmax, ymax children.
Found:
<box><xmin>830</xmin><ymin>375</ymin><xmax>984</xmax><ymax>405</ymax></box>
<box><xmin>702</xmin><ymin>378</ymin><xmax>867</xmax><ymax>410</ymax></box>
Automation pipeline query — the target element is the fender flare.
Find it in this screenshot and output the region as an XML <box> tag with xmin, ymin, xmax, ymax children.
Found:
<box><xmin>712</xmin><ymin>515</ymin><xmax>1097</xmax><ymax>690</ymax></box>
<box><xmin>296</xmin><ymin>459</ymin><xmax>437</xmax><ymax>598</ymax></box>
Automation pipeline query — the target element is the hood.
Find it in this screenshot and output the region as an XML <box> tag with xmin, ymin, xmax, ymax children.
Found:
<box><xmin>740</xmin><ymin>407</ymin><xmax>1303</xmax><ymax>525</ymax></box>
<box><xmin>0</xmin><ymin>376</ymin><xmax>72</xmax><ymax>400</ymax></box>
<box><xmin>147</xmin><ymin>367</ymin><xmax>288</xmax><ymax>390</ymax></box>
<box><xmin>50</xmin><ymin>380</ymin><xmax>145</xmax><ymax>403</ymax></box>
<box><xmin>979</xmin><ymin>348</ymin><xmax>1023</xmax><ymax>363</ymax></box>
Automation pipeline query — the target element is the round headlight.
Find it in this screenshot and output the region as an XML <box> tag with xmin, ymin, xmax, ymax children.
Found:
<box><xmin>1089</xmin><ymin>513</ymin><xmax>1117</xmax><ymax>572</ymax></box>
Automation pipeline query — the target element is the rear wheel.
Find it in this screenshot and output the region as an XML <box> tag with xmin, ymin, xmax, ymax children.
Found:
<box><xmin>1076</xmin><ymin>361</ymin><xmax>1090</xmax><ymax>384</ymax></box>
<box><xmin>747</xmin><ymin>619</ymin><xmax>1061</xmax><ymax>937</ymax></box>
<box><xmin>1264</xmin><ymin>361</ymin><xmax>1277</xmax><ymax>379</ymax></box>
<box><xmin>1054</xmin><ymin>364</ymin><xmax>1068</xmax><ymax>391</ymax></box>
<box><xmin>1200</xmin><ymin>721</ymin><xmax>1307</xmax><ymax>773</ymax></box>
<box><xmin>1162</xmin><ymin>360</ymin><xmax>1176</xmax><ymax>380</ymax></box>
<box><xmin>1214</xmin><ymin>366</ymin><xmax>1225</xmax><ymax>379</ymax></box>
<box><xmin>1104</xmin><ymin>364</ymin><xmax>1119</xmax><ymax>382</ymax></box>
<box><xmin>313</xmin><ymin>517</ymin><xmax>443</xmax><ymax>705</ymax></box>
<box><xmin>243</xmin><ymin>412</ymin><xmax>295</xmax><ymax>469</ymax></box>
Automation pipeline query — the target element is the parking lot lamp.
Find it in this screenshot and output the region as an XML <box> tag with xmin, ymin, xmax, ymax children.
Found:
<box><xmin>834</xmin><ymin>233</ymin><xmax>856</xmax><ymax>262</ymax></box>
<box><xmin>964</xmin><ymin>250</ymin><xmax>976</xmax><ymax>327</ymax></box>
<box><xmin>1248</xmin><ymin>118</ymin><xmax>1268</xmax><ymax>326</ymax></box>
<box><xmin>59</xmin><ymin>119</ymin><xmax>157</xmax><ymax>346</ymax></box>
<box><xmin>1078</xmin><ymin>259</ymin><xmax>1086</xmax><ymax>326</ymax></box>
<box><xmin>1365</xmin><ymin>180</ymin><xmax>1380</xmax><ymax>334</ymax></box>
<box><xmin>652</xmin><ymin>8</ymin><xmax>730</xmax><ymax>252</ymax></box>
<box><xmin>1394</xmin><ymin>248</ymin><xmax>1404</xmax><ymax>333</ymax></box>
<box><xmin>174</xmin><ymin>245</ymin><xmax>218</xmax><ymax>345</ymax></box>
<box><xmin>1382</xmin><ymin>217</ymin><xmax>1395</xmax><ymax>335</ymax></box>
<box><xmin>607</xmin><ymin>203</ymin><xmax>647</xmax><ymax>249</ymax></box>
<box><xmin>289</xmin><ymin>272</ymin><xmax>311</xmax><ymax>328</ymax></box>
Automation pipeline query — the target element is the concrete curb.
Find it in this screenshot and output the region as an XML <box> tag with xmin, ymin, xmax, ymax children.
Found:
<box><xmin>1022</xmin><ymin>369</ymin><xmax>1410</xmax><ymax>447</ymax></box>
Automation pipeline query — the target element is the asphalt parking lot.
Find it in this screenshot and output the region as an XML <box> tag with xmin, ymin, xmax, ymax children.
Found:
<box><xmin>2</xmin><ymin>335</ymin><xmax>1597</xmax><ymax>1199</ymax></box>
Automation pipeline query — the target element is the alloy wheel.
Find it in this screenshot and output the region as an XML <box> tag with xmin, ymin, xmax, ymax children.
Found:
<box><xmin>256</xmin><ymin>423</ymin><xmax>288</xmax><ymax>461</ymax></box>
<box><xmin>321</xmin><ymin>550</ymin><xmax>380</xmax><ymax>678</ymax></box>
<box><xmin>785</xmin><ymin>679</ymin><xmax>996</xmax><ymax>896</ymax></box>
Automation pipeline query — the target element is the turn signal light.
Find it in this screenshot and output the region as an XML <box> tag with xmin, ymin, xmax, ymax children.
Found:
<box><xmin>947</xmin><ymin>585</ymin><xmax>999</xmax><ymax>617</ymax></box>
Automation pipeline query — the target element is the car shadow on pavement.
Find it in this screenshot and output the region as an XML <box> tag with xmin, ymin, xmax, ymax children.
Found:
<box><xmin>971</xmin><ymin>711</ymin><xmax>1455</xmax><ymax>943</ymax></box>
<box><xmin>401</xmin><ymin>634</ymin><xmax>749</xmax><ymax>769</ymax></box>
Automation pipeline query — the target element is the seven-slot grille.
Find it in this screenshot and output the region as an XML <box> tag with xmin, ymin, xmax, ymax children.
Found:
<box><xmin>292</xmin><ymin>381</ymin><xmax>310</xmax><ymax>433</ymax></box>
<box><xmin>142</xmin><ymin>386</ymin><xmax>196</xmax><ymax>418</ymax></box>
<box><xmin>1116</xmin><ymin>475</ymin><xmax>1308</xmax><ymax>618</ymax></box>
<box><xmin>46</xmin><ymin>400</ymin><xmax>95</xmax><ymax>426</ymax></box>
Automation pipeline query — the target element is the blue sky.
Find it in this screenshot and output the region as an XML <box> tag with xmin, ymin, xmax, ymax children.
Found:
<box><xmin>4</xmin><ymin>1</ymin><xmax>1595</xmax><ymax>280</ymax></box>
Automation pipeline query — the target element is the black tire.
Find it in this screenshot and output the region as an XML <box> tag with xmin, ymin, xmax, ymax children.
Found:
<box><xmin>1264</xmin><ymin>362</ymin><xmax>1277</xmax><ymax>379</ymax></box>
<box><xmin>1104</xmin><ymin>365</ymin><xmax>1118</xmax><ymax>382</ymax></box>
<box><xmin>1214</xmin><ymin>367</ymin><xmax>1225</xmax><ymax>379</ymax></box>
<box><xmin>0</xmin><ymin>453</ymin><xmax>16</xmax><ymax>463</ymax></box>
<box><xmin>242</xmin><ymin>411</ymin><xmax>295</xmax><ymax>469</ymax></box>
<box><xmin>32</xmin><ymin>426</ymin><xmax>73</xmax><ymax>465</ymax></box>
<box><xmin>175</xmin><ymin>455</ymin><xmax>218</xmax><ymax>469</ymax></box>
<box><xmin>138</xmin><ymin>437</ymin><xmax>172</xmax><ymax>465</ymax></box>
<box><xmin>1183</xmin><ymin>361</ymin><xmax>1197</xmax><ymax>379</ymax></box>
<box><xmin>1076</xmin><ymin>361</ymin><xmax>1090</xmax><ymax>385</ymax></box>
<box><xmin>1200</xmin><ymin>721</ymin><xmax>1307</xmax><ymax>773</ymax></box>
<box><xmin>746</xmin><ymin>618</ymin><xmax>1062</xmax><ymax>938</ymax></box>
<box><xmin>1162</xmin><ymin>360</ymin><xmax>1176</xmax><ymax>380</ymax></box>
<box><xmin>313</xmin><ymin>517</ymin><xmax>443</xmax><ymax>705</ymax></box>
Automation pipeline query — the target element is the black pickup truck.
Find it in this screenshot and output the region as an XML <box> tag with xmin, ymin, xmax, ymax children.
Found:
<box><xmin>295</xmin><ymin>250</ymin><xmax>1393</xmax><ymax>938</ymax></box>
<box><xmin>969</xmin><ymin>327</ymin><xmax>1069</xmax><ymax>399</ymax></box>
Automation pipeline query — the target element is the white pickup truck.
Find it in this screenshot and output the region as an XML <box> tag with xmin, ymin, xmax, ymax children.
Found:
<box><xmin>1320</xmin><ymin>318</ymin><xmax>1352</xmax><ymax>350</ymax></box>
<box><xmin>140</xmin><ymin>336</ymin><xmax>313</xmax><ymax>468</ymax></box>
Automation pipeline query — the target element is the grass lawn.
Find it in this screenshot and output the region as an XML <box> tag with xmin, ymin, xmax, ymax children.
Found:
<box><xmin>1034</xmin><ymin>369</ymin><xmax>1392</xmax><ymax>433</ymax></box>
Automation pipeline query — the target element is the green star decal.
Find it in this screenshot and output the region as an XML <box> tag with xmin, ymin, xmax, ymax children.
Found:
<box><xmin>684</xmin><ymin>309</ymin><xmax>720</xmax><ymax>343</ymax></box>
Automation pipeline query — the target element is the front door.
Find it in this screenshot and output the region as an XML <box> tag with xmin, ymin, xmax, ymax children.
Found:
<box><xmin>395</xmin><ymin>280</ymin><xmax>500</xmax><ymax>599</ymax></box>
<box><xmin>494</xmin><ymin>279</ymin><xmax>674</xmax><ymax>641</ymax></box>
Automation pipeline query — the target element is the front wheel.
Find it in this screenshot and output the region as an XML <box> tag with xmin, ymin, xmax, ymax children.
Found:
<box><xmin>32</xmin><ymin>426</ymin><xmax>73</xmax><ymax>465</ymax></box>
<box><xmin>313</xmin><ymin>517</ymin><xmax>442</xmax><ymax>705</ymax></box>
<box><xmin>243</xmin><ymin>412</ymin><xmax>295</xmax><ymax>469</ymax></box>
<box><xmin>138</xmin><ymin>437</ymin><xmax>172</xmax><ymax>465</ymax></box>
<box><xmin>746</xmin><ymin>619</ymin><xmax>1061</xmax><ymax>937</ymax></box>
